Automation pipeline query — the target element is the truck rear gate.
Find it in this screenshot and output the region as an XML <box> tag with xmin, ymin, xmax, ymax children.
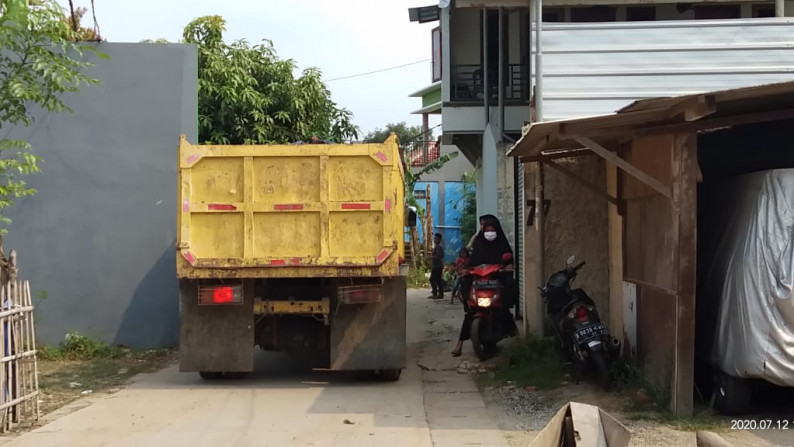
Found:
<box><xmin>176</xmin><ymin>135</ymin><xmax>404</xmax><ymax>278</ymax></box>
<box><xmin>176</xmin><ymin>135</ymin><xmax>407</xmax><ymax>377</ymax></box>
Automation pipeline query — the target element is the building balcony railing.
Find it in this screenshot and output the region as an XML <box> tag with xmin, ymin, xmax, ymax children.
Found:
<box><xmin>407</xmin><ymin>142</ymin><xmax>440</xmax><ymax>168</ymax></box>
<box><xmin>452</xmin><ymin>63</ymin><xmax>530</xmax><ymax>102</ymax></box>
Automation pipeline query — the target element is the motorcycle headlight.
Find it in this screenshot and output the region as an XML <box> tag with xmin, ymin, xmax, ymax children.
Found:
<box><xmin>477</xmin><ymin>297</ymin><xmax>492</xmax><ymax>307</ymax></box>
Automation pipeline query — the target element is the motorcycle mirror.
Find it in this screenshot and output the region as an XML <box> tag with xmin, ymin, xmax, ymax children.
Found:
<box><xmin>566</xmin><ymin>255</ymin><xmax>576</xmax><ymax>266</ymax></box>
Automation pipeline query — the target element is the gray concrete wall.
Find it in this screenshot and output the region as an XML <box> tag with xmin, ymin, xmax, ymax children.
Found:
<box><xmin>542</xmin><ymin>157</ymin><xmax>610</xmax><ymax>316</ymax></box>
<box><xmin>521</xmin><ymin>158</ymin><xmax>610</xmax><ymax>334</ymax></box>
<box><xmin>2</xmin><ymin>43</ymin><xmax>198</xmax><ymax>348</ymax></box>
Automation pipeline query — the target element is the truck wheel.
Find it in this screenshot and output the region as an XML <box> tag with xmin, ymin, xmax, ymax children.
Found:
<box><xmin>199</xmin><ymin>372</ymin><xmax>222</xmax><ymax>381</ymax></box>
<box><xmin>224</xmin><ymin>372</ymin><xmax>249</xmax><ymax>380</ymax></box>
<box><xmin>380</xmin><ymin>369</ymin><xmax>402</xmax><ymax>382</ymax></box>
<box><xmin>370</xmin><ymin>369</ymin><xmax>402</xmax><ymax>382</ymax></box>
<box><xmin>714</xmin><ymin>370</ymin><xmax>753</xmax><ymax>415</ymax></box>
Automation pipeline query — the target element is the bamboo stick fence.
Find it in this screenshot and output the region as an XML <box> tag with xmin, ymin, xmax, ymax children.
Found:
<box><xmin>0</xmin><ymin>243</ymin><xmax>40</xmax><ymax>432</ymax></box>
<box><xmin>0</xmin><ymin>281</ymin><xmax>40</xmax><ymax>432</ymax></box>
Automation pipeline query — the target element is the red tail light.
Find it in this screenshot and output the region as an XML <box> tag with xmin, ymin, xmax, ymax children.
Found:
<box><xmin>575</xmin><ymin>306</ymin><xmax>589</xmax><ymax>322</ymax></box>
<box><xmin>213</xmin><ymin>287</ymin><xmax>234</xmax><ymax>303</ymax></box>
<box><xmin>198</xmin><ymin>284</ymin><xmax>243</xmax><ymax>305</ymax></box>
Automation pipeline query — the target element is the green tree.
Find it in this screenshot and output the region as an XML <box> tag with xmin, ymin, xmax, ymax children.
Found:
<box><xmin>0</xmin><ymin>0</ymin><xmax>101</xmax><ymax>231</ymax></box>
<box><xmin>63</xmin><ymin>6</ymin><xmax>101</xmax><ymax>42</ymax></box>
<box><xmin>182</xmin><ymin>15</ymin><xmax>359</xmax><ymax>145</ymax></box>
<box><xmin>364</xmin><ymin>122</ymin><xmax>426</xmax><ymax>152</ymax></box>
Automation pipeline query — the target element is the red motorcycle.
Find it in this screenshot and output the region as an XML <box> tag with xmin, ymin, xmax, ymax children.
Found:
<box><xmin>466</xmin><ymin>253</ymin><xmax>514</xmax><ymax>361</ymax></box>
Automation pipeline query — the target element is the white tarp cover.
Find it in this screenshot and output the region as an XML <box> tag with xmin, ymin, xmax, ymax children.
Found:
<box><xmin>698</xmin><ymin>169</ymin><xmax>794</xmax><ymax>385</ymax></box>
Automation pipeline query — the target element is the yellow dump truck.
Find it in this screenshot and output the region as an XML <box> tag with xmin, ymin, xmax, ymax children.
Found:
<box><xmin>176</xmin><ymin>134</ymin><xmax>407</xmax><ymax>381</ymax></box>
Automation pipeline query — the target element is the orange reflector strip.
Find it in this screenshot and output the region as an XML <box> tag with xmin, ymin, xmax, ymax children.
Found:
<box><xmin>270</xmin><ymin>259</ymin><xmax>286</xmax><ymax>266</ymax></box>
<box><xmin>274</xmin><ymin>204</ymin><xmax>304</xmax><ymax>211</ymax></box>
<box><xmin>342</xmin><ymin>203</ymin><xmax>371</xmax><ymax>210</ymax></box>
<box><xmin>182</xmin><ymin>251</ymin><xmax>196</xmax><ymax>265</ymax></box>
<box><xmin>208</xmin><ymin>203</ymin><xmax>237</xmax><ymax>211</ymax></box>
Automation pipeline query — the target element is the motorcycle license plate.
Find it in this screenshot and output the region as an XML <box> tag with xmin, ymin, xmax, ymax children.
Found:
<box><xmin>473</xmin><ymin>280</ymin><xmax>499</xmax><ymax>289</ymax></box>
<box><xmin>573</xmin><ymin>323</ymin><xmax>607</xmax><ymax>343</ymax></box>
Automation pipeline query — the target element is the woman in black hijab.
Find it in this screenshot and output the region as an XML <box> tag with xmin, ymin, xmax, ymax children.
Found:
<box><xmin>451</xmin><ymin>216</ymin><xmax>518</xmax><ymax>356</ymax></box>
<box><xmin>469</xmin><ymin>216</ymin><xmax>512</xmax><ymax>266</ymax></box>
<box><xmin>466</xmin><ymin>214</ymin><xmax>499</xmax><ymax>253</ymax></box>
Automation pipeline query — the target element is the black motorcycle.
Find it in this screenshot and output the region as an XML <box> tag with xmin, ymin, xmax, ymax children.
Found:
<box><xmin>541</xmin><ymin>256</ymin><xmax>621</xmax><ymax>390</ymax></box>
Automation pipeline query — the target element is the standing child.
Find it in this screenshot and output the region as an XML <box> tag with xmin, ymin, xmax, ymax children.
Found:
<box><xmin>451</xmin><ymin>247</ymin><xmax>470</xmax><ymax>304</ymax></box>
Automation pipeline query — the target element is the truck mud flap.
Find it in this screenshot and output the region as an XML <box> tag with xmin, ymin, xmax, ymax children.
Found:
<box><xmin>179</xmin><ymin>279</ymin><xmax>255</xmax><ymax>372</ymax></box>
<box><xmin>329</xmin><ymin>277</ymin><xmax>407</xmax><ymax>371</ymax></box>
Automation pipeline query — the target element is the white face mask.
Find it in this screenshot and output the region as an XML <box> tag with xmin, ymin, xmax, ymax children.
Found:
<box><xmin>484</xmin><ymin>231</ymin><xmax>497</xmax><ymax>241</ymax></box>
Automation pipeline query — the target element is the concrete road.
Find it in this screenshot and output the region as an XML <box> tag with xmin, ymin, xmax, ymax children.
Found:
<box><xmin>1</xmin><ymin>291</ymin><xmax>509</xmax><ymax>447</ymax></box>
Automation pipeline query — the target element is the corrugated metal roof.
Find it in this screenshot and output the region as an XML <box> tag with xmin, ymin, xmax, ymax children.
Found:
<box><xmin>509</xmin><ymin>80</ymin><xmax>794</xmax><ymax>160</ymax></box>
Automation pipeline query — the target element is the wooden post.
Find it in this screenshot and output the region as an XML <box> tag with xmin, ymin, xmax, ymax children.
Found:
<box><xmin>0</xmin><ymin>284</ymin><xmax>6</xmax><ymax>430</ymax></box>
<box><xmin>671</xmin><ymin>132</ymin><xmax>698</xmax><ymax>417</ymax></box>
<box><xmin>27</xmin><ymin>282</ymin><xmax>39</xmax><ymax>421</ymax></box>
<box><xmin>422</xmin><ymin>113</ymin><xmax>430</xmax><ymax>165</ymax></box>
<box><xmin>424</xmin><ymin>185</ymin><xmax>434</xmax><ymax>265</ymax></box>
<box><xmin>606</xmin><ymin>161</ymin><xmax>625</xmax><ymax>355</ymax></box>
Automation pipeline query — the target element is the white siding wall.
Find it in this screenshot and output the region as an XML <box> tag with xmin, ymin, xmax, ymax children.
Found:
<box><xmin>533</xmin><ymin>18</ymin><xmax>794</xmax><ymax>120</ymax></box>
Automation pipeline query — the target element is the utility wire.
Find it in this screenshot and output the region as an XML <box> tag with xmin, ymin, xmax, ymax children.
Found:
<box><xmin>326</xmin><ymin>59</ymin><xmax>430</xmax><ymax>82</ymax></box>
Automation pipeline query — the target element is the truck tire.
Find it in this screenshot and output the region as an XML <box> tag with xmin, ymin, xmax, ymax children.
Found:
<box><xmin>224</xmin><ymin>372</ymin><xmax>249</xmax><ymax>380</ymax></box>
<box><xmin>380</xmin><ymin>369</ymin><xmax>402</xmax><ymax>382</ymax></box>
<box><xmin>714</xmin><ymin>370</ymin><xmax>753</xmax><ymax>415</ymax></box>
<box><xmin>371</xmin><ymin>369</ymin><xmax>402</xmax><ymax>382</ymax></box>
<box><xmin>199</xmin><ymin>372</ymin><xmax>222</xmax><ymax>381</ymax></box>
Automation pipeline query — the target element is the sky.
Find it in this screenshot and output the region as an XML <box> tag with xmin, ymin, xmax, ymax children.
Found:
<box><xmin>58</xmin><ymin>0</ymin><xmax>443</xmax><ymax>137</ymax></box>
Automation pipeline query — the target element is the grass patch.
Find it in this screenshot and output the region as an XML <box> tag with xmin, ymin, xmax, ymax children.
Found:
<box><xmin>489</xmin><ymin>336</ymin><xmax>569</xmax><ymax>390</ymax></box>
<box><xmin>627</xmin><ymin>408</ymin><xmax>728</xmax><ymax>431</ymax></box>
<box><xmin>407</xmin><ymin>264</ymin><xmax>430</xmax><ymax>289</ymax></box>
<box><xmin>37</xmin><ymin>332</ymin><xmax>175</xmax><ymax>416</ymax></box>
<box><xmin>38</xmin><ymin>332</ymin><xmax>129</xmax><ymax>361</ymax></box>
<box><xmin>610</xmin><ymin>357</ymin><xmax>727</xmax><ymax>431</ymax></box>
<box><xmin>658</xmin><ymin>411</ymin><xmax>729</xmax><ymax>431</ymax></box>
<box><xmin>610</xmin><ymin>357</ymin><xmax>670</xmax><ymax>412</ymax></box>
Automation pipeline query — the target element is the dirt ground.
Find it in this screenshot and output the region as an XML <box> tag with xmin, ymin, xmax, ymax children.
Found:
<box><xmin>36</xmin><ymin>350</ymin><xmax>176</xmax><ymax>417</ymax></box>
<box><xmin>14</xmin><ymin>291</ymin><xmax>792</xmax><ymax>446</ymax></box>
<box><xmin>417</xmin><ymin>289</ymin><xmax>786</xmax><ymax>447</ymax></box>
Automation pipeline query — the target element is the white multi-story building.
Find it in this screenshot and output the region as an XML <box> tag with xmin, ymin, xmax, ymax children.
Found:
<box><xmin>409</xmin><ymin>0</ymin><xmax>792</xmax><ymax>321</ymax></box>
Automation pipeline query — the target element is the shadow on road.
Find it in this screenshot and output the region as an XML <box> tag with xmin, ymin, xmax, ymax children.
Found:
<box><xmin>126</xmin><ymin>293</ymin><xmax>504</xmax><ymax>431</ymax></box>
